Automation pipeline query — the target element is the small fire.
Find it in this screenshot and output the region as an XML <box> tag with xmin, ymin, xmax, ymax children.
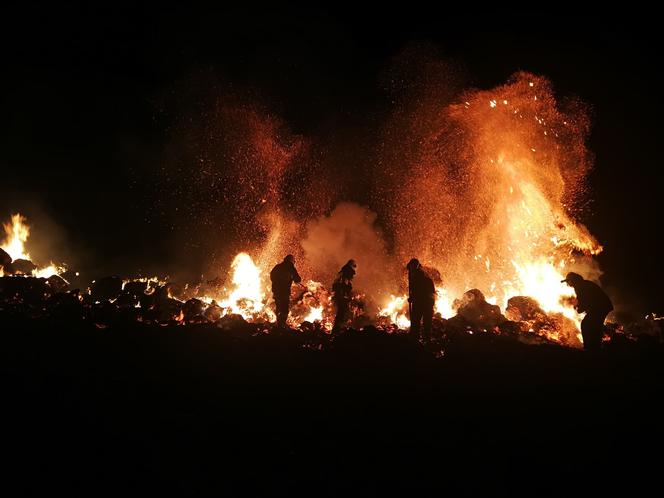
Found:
<box><xmin>2</xmin><ymin>214</ymin><xmax>31</xmax><ymax>261</ymax></box>
<box><xmin>379</xmin><ymin>286</ymin><xmax>457</xmax><ymax>329</ymax></box>
<box><xmin>303</xmin><ymin>305</ymin><xmax>323</xmax><ymax>323</ymax></box>
<box><xmin>210</xmin><ymin>253</ymin><xmax>331</xmax><ymax>326</ymax></box>
<box><xmin>34</xmin><ymin>264</ymin><xmax>66</xmax><ymax>279</ymax></box>
<box><xmin>379</xmin><ymin>295</ymin><xmax>411</xmax><ymax>329</ymax></box>
<box><xmin>1</xmin><ymin>213</ymin><xmax>64</xmax><ymax>278</ymax></box>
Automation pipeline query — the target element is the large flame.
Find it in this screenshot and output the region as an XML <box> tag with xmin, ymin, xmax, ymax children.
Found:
<box><xmin>375</xmin><ymin>72</ymin><xmax>602</xmax><ymax>344</ymax></box>
<box><xmin>217</xmin><ymin>252</ymin><xmax>268</xmax><ymax>319</ymax></box>
<box><xmin>2</xmin><ymin>214</ymin><xmax>31</xmax><ymax>261</ymax></box>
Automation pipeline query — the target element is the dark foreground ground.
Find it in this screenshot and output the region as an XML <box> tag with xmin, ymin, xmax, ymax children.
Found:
<box><xmin>2</xmin><ymin>318</ymin><xmax>662</xmax><ymax>497</ymax></box>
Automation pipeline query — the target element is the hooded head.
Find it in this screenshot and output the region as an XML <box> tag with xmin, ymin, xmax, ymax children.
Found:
<box><xmin>406</xmin><ymin>258</ymin><xmax>421</xmax><ymax>271</ymax></box>
<box><xmin>561</xmin><ymin>272</ymin><xmax>583</xmax><ymax>287</ymax></box>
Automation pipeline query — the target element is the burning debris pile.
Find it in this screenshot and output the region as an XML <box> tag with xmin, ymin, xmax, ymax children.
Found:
<box><xmin>1</xmin><ymin>213</ymin><xmax>651</xmax><ymax>348</ymax></box>
<box><xmin>2</xmin><ymin>70</ymin><xmax>654</xmax><ymax>350</ymax></box>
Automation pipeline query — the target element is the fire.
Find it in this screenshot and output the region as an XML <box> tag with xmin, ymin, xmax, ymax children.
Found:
<box><xmin>34</xmin><ymin>264</ymin><xmax>66</xmax><ymax>279</ymax></box>
<box><xmin>435</xmin><ymin>287</ymin><xmax>455</xmax><ymax>319</ymax></box>
<box><xmin>373</xmin><ymin>72</ymin><xmax>605</xmax><ymax>344</ymax></box>
<box><xmin>379</xmin><ymin>287</ymin><xmax>458</xmax><ymax>329</ymax></box>
<box><xmin>1</xmin><ymin>213</ymin><xmax>64</xmax><ymax>278</ymax></box>
<box><xmin>502</xmin><ymin>260</ymin><xmax>579</xmax><ymax>323</ymax></box>
<box><xmin>379</xmin><ymin>295</ymin><xmax>411</xmax><ymax>329</ymax></box>
<box><xmin>303</xmin><ymin>305</ymin><xmax>323</xmax><ymax>323</ymax></box>
<box><xmin>217</xmin><ymin>252</ymin><xmax>267</xmax><ymax>319</ymax></box>
<box><xmin>2</xmin><ymin>214</ymin><xmax>31</xmax><ymax>261</ymax></box>
<box><xmin>199</xmin><ymin>253</ymin><xmax>335</xmax><ymax>328</ymax></box>
<box><xmin>446</xmin><ymin>75</ymin><xmax>599</xmax><ymax>334</ymax></box>
<box><xmin>1</xmin><ymin>70</ymin><xmax>610</xmax><ymax>347</ymax></box>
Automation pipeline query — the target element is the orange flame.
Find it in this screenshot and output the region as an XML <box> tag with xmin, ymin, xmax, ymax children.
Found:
<box><xmin>1</xmin><ymin>213</ymin><xmax>64</xmax><ymax>278</ymax></box>
<box><xmin>2</xmin><ymin>214</ymin><xmax>31</xmax><ymax>261</ymax></box>
<box><xmin>217</xmin><ymin>252</ymin><xmax>269</xmax><ymax>319</ymax></box>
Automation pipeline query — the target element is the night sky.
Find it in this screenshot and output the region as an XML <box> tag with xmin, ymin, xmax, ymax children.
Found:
<box><xmin>1</xmin><ymin>5</ymin><xmax>662</xmax><ymax>313</ymax></box>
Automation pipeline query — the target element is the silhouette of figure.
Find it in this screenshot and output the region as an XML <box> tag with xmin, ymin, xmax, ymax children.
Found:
<box><xmin>270</xmin><ymin>254</ymin><xmax>302</xmax><ymax>328</ymax></box>
<box><xmin>561</xmin><ymin>272</ymin><xmax>613</xmax><ymax>351</ymax></box>
<box><xmin>407</xmin><ymin>258</ymin><xmax>436</xmax><ymax>341</ymax></box>
<box><xmin>332</xmin><ymin>259</ymin><xmax>356</xmax><ymax>333</ymax></box>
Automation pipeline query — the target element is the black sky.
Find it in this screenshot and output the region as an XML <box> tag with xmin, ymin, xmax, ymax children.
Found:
<box><xmin>1</xmin><ymin>5</ymin><xmax>662</xmax><ymax>313</ymax></box>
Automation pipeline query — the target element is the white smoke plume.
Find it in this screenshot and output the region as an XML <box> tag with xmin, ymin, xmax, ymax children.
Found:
<box><xmin>301</xmin><ymin>202</ymin><xmax>398</xmax><ymax>311</ymax></box>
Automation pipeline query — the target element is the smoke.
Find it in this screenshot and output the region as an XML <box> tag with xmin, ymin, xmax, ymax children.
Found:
<box><xmin>301</xmin><ymin>202</ymin><xmax>397</xmax><ymax>309</ymax></box>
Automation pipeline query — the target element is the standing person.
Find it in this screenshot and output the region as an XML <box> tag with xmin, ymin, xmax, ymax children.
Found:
<box><xmin>561</xmin><ymin>272</ymin><xmax>613</xmax><ymax>351</ymax></box>
<box><xmin>407</xmin><ymin>258</ymin><xmax>436</xmax><ymax>341</ymax></box>
<box><xmin>270</xmin><ymin>254</ymin><xmax>302</xmax><ymax>328</ymax></box>
<box><xmin>332</xmin><ymin>259</ymin><xmax>356</xmax><ymax>333</ymax></box>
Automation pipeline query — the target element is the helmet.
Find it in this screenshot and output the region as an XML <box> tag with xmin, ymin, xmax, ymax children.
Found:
<box><xmin>561</xmin><ymin>272</ymin><xmax>583</xmax><ymax>285</ymax></box>
<box><xmin>341</xmin><ymin>259</ymin><xmax>356</xmax><ymax>278</ymax></box>
<box><xmin>284</xmin><ymin>254</ymin><xmax>295</xmax><ymax>264</ymax></box>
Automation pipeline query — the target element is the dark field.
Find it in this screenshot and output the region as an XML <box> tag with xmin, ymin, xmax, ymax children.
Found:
<box><xmin>2</xmin><ymin>319</ymin><xmax>662</xmax><ymax>497</ymax></box>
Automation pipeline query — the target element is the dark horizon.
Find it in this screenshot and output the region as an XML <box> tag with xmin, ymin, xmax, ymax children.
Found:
<box><xmin>2</xmin><ymin>5</ymin><xmax>662</xmax><ymax>314</ymax></box>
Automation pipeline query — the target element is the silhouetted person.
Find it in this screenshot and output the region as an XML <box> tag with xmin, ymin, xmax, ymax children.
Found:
<box><xmin>407</xmin><ymin>258</ymin><xmax>436</xmax><ymax>341</ymax></box>
<box><xmin>270</xmin><ymin>254</ymin><xmax>301</xmax><ymax>328</ymax></box>
<box><xmin>332</xmin><ymin>259</ymin><xmax>356</xmax><ymax>333</ymax></box>
<box><xmin>561</xmin><ymin>272</ymin><xmax>613</xmax><ymax>352</ymax></box>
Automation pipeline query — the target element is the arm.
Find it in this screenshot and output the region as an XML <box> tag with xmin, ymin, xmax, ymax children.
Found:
<box><xmin>427</xmin><ymin>278</ymin><xmax>435</xmax><ymax>297</ymax></box>
<box><xmin>575</xmin><ymin>297</ymin><xmax>587</xmax><ymax>313</ymax></box>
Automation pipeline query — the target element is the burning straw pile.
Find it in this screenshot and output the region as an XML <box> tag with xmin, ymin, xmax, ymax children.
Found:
<box><xmin>1</xmin><ymin>214</ymin><xmax>657</xmax><ymax>349</ymax></box>
<box><xmin>2</xmin><ymin>71</ymin><xmax>660</xmax><ymax>349</ymax></box>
